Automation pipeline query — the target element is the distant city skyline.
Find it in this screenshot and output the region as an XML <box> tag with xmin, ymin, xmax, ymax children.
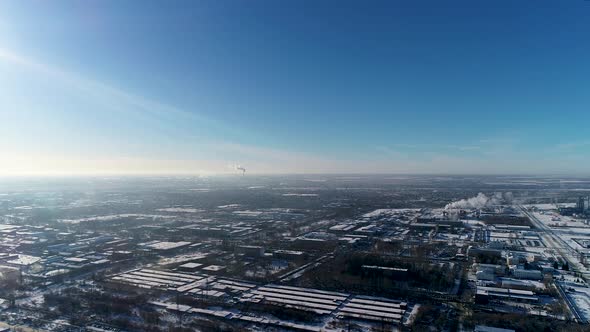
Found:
<box><xmin>1</xmin><ymin>1</ymin><xmax>590</xmax><ymax>175</ymax></box>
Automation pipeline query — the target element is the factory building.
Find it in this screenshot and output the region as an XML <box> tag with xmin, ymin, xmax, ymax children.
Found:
<box><xmin>560</xmin><ymin>196</ymin><xmax>590</xmax><ymax>216</ymax></box>
<box><xmin>235</xmin><ymin>245</ymin><xmax>264</xmax><ymax>258</ymax></box>
<box><xmin>511</xmin><ymin>267</ymin><xmax>543</xmax><ymax>280</ymax></box>
<box><xmin>475</xmin><ymin>286</ymin><xmax>538</xmax><ymax>304</ymax></box>
<box><xmin>578</xmin><ymin>196</ymin><xmax>590</xmax><ymax>214</ymax></box>
<box><xmin>0</xmin><ymin>265</ymin><xmax>20</xmax><ymax>285</ymax></box>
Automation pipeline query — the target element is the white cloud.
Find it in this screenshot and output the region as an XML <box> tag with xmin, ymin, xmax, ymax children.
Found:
<box><xmin>0</xmin><ymin>47</ymin><xmax>227</xmax><ymax>131</ymax></box>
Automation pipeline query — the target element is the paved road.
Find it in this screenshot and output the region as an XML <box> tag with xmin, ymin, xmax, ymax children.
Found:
<box><xmin>519</xmin><ymin>205</ymin><xmax>590</xmax><ymax>278</ymax></box>
<box><xmin>277</xmin><ymin>254</ymin><xmax>332</xmax><ymax>282</ymax></box>
<box><xmin>555</xmin><ymin>281</ymin><xmax>586</xmax><ymax>323</ymax></box>
<box><xmin>519</xmin><ymin>205</ymin><xmax>588</xmax><ymax>323</ymax></box>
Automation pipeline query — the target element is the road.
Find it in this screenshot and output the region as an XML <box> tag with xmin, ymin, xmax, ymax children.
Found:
<box><xmin>519</xmin><ymin>205</ymin><xmax>588</xmax><ymax>323</ymax></box>
<box><xmin>277</xmin><ymin>254</ymin><xmax>332</xmax><ymax>282</ymax></box>
<box><xmin>519</xmin><ymin>205</ymin><xmax>590</xmax><ymax>278</ymax></box>
<box><xmin>555</xmin><ymin>281</ymin><xmax>586</xmax><ymax>323</ymax></box>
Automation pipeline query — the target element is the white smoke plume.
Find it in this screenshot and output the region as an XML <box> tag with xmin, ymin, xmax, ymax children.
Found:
<box><xmin>234</xmin><ymin>164</ymin><xmax>246</xmax><ymax>175</ymax></box>
<box><xmin>445</xmin><ymin>192</ymin><xmax>513</xmax><ymax>210</ymax></box>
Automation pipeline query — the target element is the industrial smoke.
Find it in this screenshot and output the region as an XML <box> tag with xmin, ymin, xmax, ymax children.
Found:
<box><xmin>235</xmin><ymin>164</ymin><xmax>246</xmax><ymax>175</ymax></box>
<box><xmin>445</xmin><ymin>192</ymin><xmax>513</xmax><ymax>210</ymax></box>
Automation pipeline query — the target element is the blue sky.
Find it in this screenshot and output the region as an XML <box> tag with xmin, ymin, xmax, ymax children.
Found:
<box><xmin>1</xmin><ymin>1</ymin><xmax>589</xmax><ymax>175</ymax></box>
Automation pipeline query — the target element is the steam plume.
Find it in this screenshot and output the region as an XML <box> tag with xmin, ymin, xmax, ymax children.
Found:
<box><xmin>445</xmin><ymin>192</ymin><xmax>513</xmax><ymax>210</ymax></box>
<box><xmin>234</xmin><ymin>164</ymin><xmax>246</xmax><ymax>175</ymax></box>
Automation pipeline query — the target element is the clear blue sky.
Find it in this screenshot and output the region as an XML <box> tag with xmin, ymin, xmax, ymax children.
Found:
<box><xmin>1</xmin><ymin>1</ymin><xmax>589</xmax><ymax>175</ymax></box>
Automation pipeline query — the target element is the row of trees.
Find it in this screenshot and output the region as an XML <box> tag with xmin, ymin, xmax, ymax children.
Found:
<box><xmin>345</xmin><ymin>253</ymin><xmax>457</xmax><ymax>291</ymax></box>
<box><xmin>553</xmin><ymin>260</ymin><xmax>570</xmax><ymax>270</ymax></box>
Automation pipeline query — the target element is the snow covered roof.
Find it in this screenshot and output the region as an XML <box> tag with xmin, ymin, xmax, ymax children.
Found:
<box><xmin>7</xmin><ymin>254</ymin><xmax>41</xmax><ymax>266</ymax></box>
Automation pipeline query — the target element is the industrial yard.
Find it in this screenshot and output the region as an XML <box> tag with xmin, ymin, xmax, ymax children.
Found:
<box><xmin>1</xmin><ymin>175</ymin><xmax>590</xmax><ymax>331</ymax></box>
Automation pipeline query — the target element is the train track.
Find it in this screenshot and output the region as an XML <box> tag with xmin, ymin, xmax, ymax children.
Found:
<box><xmin>519</xmin><ymin>205</ymin><xmax>587</xmax><ymax>323</ymax></box>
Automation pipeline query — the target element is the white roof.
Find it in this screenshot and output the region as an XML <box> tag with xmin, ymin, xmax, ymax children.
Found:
<box><xmin>145</xmin><ymin>241</ymin><xmax>191</xmax><ymax>250</ymax></box>
<box><xmin>7</xmin><ymin>254</ymin><xmax>41</xmax><ymax>266</ymax></box>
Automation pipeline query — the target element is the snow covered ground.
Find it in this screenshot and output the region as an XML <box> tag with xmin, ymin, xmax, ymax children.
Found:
<box><xmin>59</xmin><ymin>213</ymin><xmax>173</xmax><ymax>224</ymax></box>
<box><xmin>524</xmin><ymin>203</ymin><xmax>575</xmax><ymax>210</ymax></box>
<box><xmin>233</xmin><ymin>210</ymin><xmax>263</xmax><ymax>217</ymax></box>
<box><xmin>156</xmin><ymin>207</ymin><xmax>204</xmax><ymax>213</ymax></box>
<box><xmin>562</xmin><ymin>281</ymin><xmax>590</xmax><ymax>322</ymax></box>
<box><xmin>529</xmin><ymin>211</ymin><xmax>590</xmax><ymax>252</ymax></box>
<box><xmin>499</xmin><ymin>277</ymin><xmax>546</xmax><ymax>290</ymax></box>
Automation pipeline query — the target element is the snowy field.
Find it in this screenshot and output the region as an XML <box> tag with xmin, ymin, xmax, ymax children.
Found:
<box><xmin>524</xmin><ymin>203</ymin><xmax>577</xmax><ymax>211</ymax></box>
<box><xmin>562</xmin><ymin>281</ymin><xmax>590</xmax><ymax>323</ymax></box>
<box><xmin>156</xmin><ymin>207</ymin><xmax>204</xmax><ymax>213</ymax></box>
<box><xmin>529</xmin><ymin>211</ymin><xmax>590</xmax><ymax>252</ymax></box>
